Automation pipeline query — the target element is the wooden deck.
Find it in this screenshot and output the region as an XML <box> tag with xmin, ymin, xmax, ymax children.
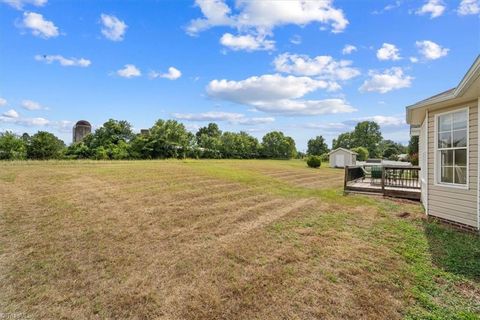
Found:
<box><xmin>345</xmin><ymin>178</ymin><xmax>421</xmax><ymax>200</ymax></box>
<box><xmin>344</xmin><ymin>166</ymin><xmax>421</xmax><ymax>201</ymax></box>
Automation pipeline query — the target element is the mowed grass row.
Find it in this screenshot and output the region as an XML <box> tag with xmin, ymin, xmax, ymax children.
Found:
<box><xmin>0</xmin><ymin>160</ymin><xmax>479</xmax><ymax>319</ymax></box>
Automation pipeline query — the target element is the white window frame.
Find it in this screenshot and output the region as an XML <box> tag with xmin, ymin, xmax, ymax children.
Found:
<box><xmin>434</xmin><ymin>107</ymin><xmax>469</xmax><ymax>189</ymax></box>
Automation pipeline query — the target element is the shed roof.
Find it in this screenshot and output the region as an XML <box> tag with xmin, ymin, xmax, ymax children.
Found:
<box><xmin>328</xmin><ymin>147</ymin><xmax>358</xmax><ymax>155</ymax></box>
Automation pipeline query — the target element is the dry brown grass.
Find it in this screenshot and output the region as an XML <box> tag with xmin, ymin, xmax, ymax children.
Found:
<box><xmin>0</xmin><ymin>160</ymin><xmax>477</xmax><ymax>319</ymax></box>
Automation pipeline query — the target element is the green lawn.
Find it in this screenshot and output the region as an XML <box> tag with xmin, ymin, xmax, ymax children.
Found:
<box><xmin>0</xmin><ymin>160</ymin><xmax>478</xmax><ymax>319</ymax></box>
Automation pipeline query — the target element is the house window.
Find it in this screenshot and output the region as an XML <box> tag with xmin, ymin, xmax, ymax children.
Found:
<box><xmin>436</xmin><ymin>109</ymin><xmax>468</xmax><ymax>186</ymax></box>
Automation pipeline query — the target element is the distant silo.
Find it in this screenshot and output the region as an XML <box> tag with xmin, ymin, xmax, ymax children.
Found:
<box><xmin>72</xmin><ymin>120</ymin><xmax>92</xmax><ymax>143</ymax></box>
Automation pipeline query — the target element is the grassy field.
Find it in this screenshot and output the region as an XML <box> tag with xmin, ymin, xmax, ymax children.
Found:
<box><xmin>0</xmin><ymin>160</ymin><xmax>479</xmax><ymax>319</ymax></box>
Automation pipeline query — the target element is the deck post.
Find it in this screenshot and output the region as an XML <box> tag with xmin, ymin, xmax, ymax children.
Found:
<box><xmin>381</xmin><ymin>166</ymin><xmax>385</xmax><ymax>195</ymax></box>
<box><xmin>344</xmin><ymin>165</ymin><xmax>348</xmax><ymax>191</ymax></box>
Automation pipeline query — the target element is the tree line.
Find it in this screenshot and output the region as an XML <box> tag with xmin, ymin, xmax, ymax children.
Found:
<box><xmin>0</xmin><ymin>118</ymin><xmax>417</xmax><ymax>162</ymax></box>
<box><xmin>332</xmin><ymin>121</ymin><xmax>414</xmax><ymax>162</ymax></box>
<box><xmin>0</xmin><ymin>119</ymin><xmax>296</xmax><ymax>160</ymax></box>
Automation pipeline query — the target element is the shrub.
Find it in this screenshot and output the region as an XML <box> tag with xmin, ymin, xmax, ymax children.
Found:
<box><xmin>409</xmin><ymin>153</ymin><xmax>419</xmax><ymax>166</ymax></box>
<box><xmin>351</xmin><ymin>146</ymin><xmax>369</xmax><ymax>161</ymax></box>
<box><xmin>306</xmin><ymin>155</ymin><xmax>321</xmax><ymax>168</ymax></box>
<box><xmin>26</xmin><ymin>131</ymin><xmax>65</xmax><ymax>160</ymax></box>
<box><xmin>0</xmin><ymin>132</ymin><xmax>27</xmax><ymax>160</ymax></box>
<box><xmin>319</xmin><ymin>153</ymin><xmax>329</xmax><ymax>163</ymax></box>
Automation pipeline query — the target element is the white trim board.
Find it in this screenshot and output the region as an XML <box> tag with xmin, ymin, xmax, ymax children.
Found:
<box><xmin>425</xmin><ymin>110</ymin><xmax>429</xmax><ymax>215</ymax></box>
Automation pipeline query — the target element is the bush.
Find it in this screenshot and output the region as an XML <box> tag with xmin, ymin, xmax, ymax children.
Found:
<box><xmin>351</xmin><ymin>146</ymin><xmax>369</xmax><ymax>161</ymax></box>
<box><xmin>409</xmin><ymin>153</ymin><xmax>419</xmax><ymax>165</ymax></box>
<box><xmin>319</xmin><ymin>153</ymin><xmax>329</xmax><ymax>163</ymax></box>
<box><xmin>306</xmin><ymin>155</ymin><xmax>321</xmax><ymax>168</ymax></box>
<box><xmin>26</xmin><ymin>131</ymin><xmax>65</xmax><ymax>160</ymax></box>
<box><xmin>0</xmin><ymin>132</ymin><xmax>27</xmax><ymax>160</ymax></box>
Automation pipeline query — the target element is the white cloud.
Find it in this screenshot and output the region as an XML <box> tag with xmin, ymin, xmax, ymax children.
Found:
<box><xmin>372</xmin><ymin>1</ymin><xmax>402</xmax><ymax>14</ymax></box>
<box><xmin>342</xmin><ymin>44</ymin><xmax>357</xmax><ymax>55</ymax></box>
<box><xmin>187</xmin><ymin>0</ymin><xmax>348</xmax><ymax>52</ymax></box>
<box><xmin>1</xmin><ymin>0</ymin><xmax>46</xmax><ymax>10</ymax></box>
<box><xmin>34</xmin><ymin>54</ymin><xmax>91</xmax><ymax>67</ymax></box>
<box><xmin>290</xmin><ymin>35</ymin><xmax>302</xmax><ymax>45</ymax></box>
<box><xmin>21</xmin><ymin>11</ymin><xmax>59</xmax><ymax>38</ymax></box>
<box><xmin>207</xmin><ymin>73</ymin><xmax>354</xmax><ymax>116</ymax></box>
<box><xmin>15</xmin><ymin>117</ymin><xmax>49</xmax><ymax>126</ymax></box>
<box><xmin>416</xmin><ymin>40</ymin><xmax>449</xmax><ymax>60</ymax></box>
<box><xmin>116</xmin><ymin>64</ymin><xmax>141</xmax><ymax>78</ymax></box>
<box><xmin>54</xmin><ymin>120</ymin><xmax>74</xmax><ymax>133</ymax></box>
<box><xmin>458</xmin><ymin>0</ymin><xmax>480</xmax><ymax>15</ymax></box>
<box><xmin>187</xmin><ymin>0</ymin><xmax>234</xmax><ymax>34</ymax></box>
<box><xmin>149</xmin><ymin>67</ymin><xmax>182</xmax><ymax>80</ymax></box>
<box><xmin>356</xmin><ymin>115</ymin><xmax>406</xmax><ymax>127</ymax></box>
<box><xmin>100</xmin><ymin>14</ymin><xmax>127</xmax><ymax>41</ymax></box>
<box><xmin>220</xmin><ymin>33</ymin><xmax>275</xmax><ymax>51</ymax></box>
<box><xmin>252</xmin><ymin>98</ymin><xmax>356</xmax><ymax>116</ymax></box>
<box><xmin>208</xmin><ymin>74</ymin><xmax>337</xmax><ymax>103</ymax></box>
<box><xmin>0</xmin><ymin>114</ymin><xmax>73</xmax><ymax>132</ymax></box>
<box><xmin>302</xmin><ymin>122</ymin><xmax>348</xmax><ymax>132</ymax></box>
<box><xmin>416</xmin><ymin>0</ymin><xmax>445</xmax><ymax>18</ymax></box>
<box><xmin>173</xmin><ymin>111</ymin><xmax>275</xmax><ymax>125</ymax></box>
<box><xmin>0</xmin><ymin>98</ymin><xmax>7</xmax><ymax>106</ymax></box>
<box><xmin>0</xmin><ymin>116</ymin><xmax>52</xmax><ymax>127</ymax></box>
<box><xmin>360</xmin><ymin>67</ymin><xmax>413</xmax><ymax>94</ymax></box>
<box><xmin>273</xmin><ymin>53</ymin><xmax>360</xmax><ymax>81</ymax></box>
<box><xmin>376</xmin><ymin>43</ymin><xmax>401</xmax><ymax>61</ymax></box>
<box><xmin>3</xmin><ymin>109</ymin><xmax>19</xmax><ymax>118</ymax></box>
<box><xmin>409</xmin><ymin>56</ymin><xmax>419</xmax><ymax>63</ymax></box>
<box><xmin>188</xmin><ymin>0</ymin><xmax>349</xmax><ymax>34</ymax></box>
<box><xmin>21</xmin><ymin>99</ymin><xmax>44</xmax><ymax>110</ymax></box>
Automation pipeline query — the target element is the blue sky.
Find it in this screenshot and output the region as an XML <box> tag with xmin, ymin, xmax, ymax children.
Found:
<box><xmin>0</xmin><ymin>0</ymin><xmax>478</xmax><ymax>150</ymax></box>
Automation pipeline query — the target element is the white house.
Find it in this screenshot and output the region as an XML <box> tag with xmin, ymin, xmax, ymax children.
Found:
<box><xmin>328</xmin><ymin>148</ymin><xmax>357</xmax><ymax>168</ymax></box>
<box><xmin>406</xmin><ymin>55</ymin><xmax>480</xmax><ymax>232</ymax></box>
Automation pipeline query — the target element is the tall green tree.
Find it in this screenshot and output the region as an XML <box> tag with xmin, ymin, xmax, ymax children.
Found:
<box><xmin>379</xmin><ymin>139</ymin><xmax>406</xmax><ymax>159</ymax></box>
<box><xmin>65</xmin><ymin>141</ymin><xmax>92</xmax><ymax>159</ymax></box>
<box><xmin>0</xmin><ymin>132</ymin><xmax>27</xmax><ymax>160</ymax></box>
<box><xmin>196</xmin><ymin>123</ymin><xmax>222</xmax><ymax>140</ymax></box>
<box><xmin>90</xmin><ymin>119</ymin><xmax>134</xmax><ymax>148</ymax></box>
<box><xmin>408</xmin><ymin>136</ymin><xmax>419</xmax><ymax>155</ymax></box>
<box><xmin>196</xmin><ymin>123</ymin><xmax>222</xmax><ymax>158</ymax></box>
<box><xmin>129</xmin><ymin>133</ymin><xmax>154</xmax><ymax>159</ymax></box>
<box><xmin>236</xmin><ymin>131</ymin><xmax>260</xmax><ymax>158</ymax></box>
<box><xmin>27</xmin><ymin>131</ymin><xmax>65</xmax><ymax>159</ymax></box>
<box><xmin>85</xmin><ymin>119</ymin><xmax>134</xmax><ymax>159</ymax></box>
<box><xmin>148</xmin><ymin>119</ymin><xmax>194</xmax><ymax>158</ymax></box>
<box><xmin>332</xmin><ymin>132</ymin><xmax>354</xmax><ymax>150</ymax></box>
<box><xmin>351</xmin><ymin>121</ymin><xmax>383</xmax><ymax>157</ymax></box>
<box><xmin>261</xmin><ymin>131</ymin><xmax>296</xmax><ymax>159</ymax></box>
<box><xmin>219</xmin><ymin>131</ymin><xmax>259</xmax><ymax>158</ymax></box>
<box><xmin>307</xmin><ymin>135</ymin><xmax>329</xmax><ymax>156</ymax></box>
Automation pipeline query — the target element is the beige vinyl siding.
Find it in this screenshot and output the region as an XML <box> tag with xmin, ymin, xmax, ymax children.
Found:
<box><xmin>427</xmin><ymin>100</ymin><xmax>478</xmax><ymax>227</ymax></box>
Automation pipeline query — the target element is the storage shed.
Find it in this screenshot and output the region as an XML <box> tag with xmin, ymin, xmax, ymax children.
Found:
<box><xmin>328</xmin><ymin>148</ymin><xmax>358</xmax><ymax>168</ymax></box>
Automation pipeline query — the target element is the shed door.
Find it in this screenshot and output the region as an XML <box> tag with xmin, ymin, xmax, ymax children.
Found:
<box><xmin>336</xmin><ymin>154</ymin><xmax>345</xmax><ymax>167</ymax></box>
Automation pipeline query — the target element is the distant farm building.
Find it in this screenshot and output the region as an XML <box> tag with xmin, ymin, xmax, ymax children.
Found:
<box><xmin>72</xmin><ymin>120</ymin><xmax>92</xmax><ymax>143</ymax></box>
<box><xmin>328</xmin><ymin>148</ymin><xmax>357</xmax><ymax>168</ymax></box>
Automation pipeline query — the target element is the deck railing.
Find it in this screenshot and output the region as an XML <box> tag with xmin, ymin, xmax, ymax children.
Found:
<box><xmin>343</xmin><ymin>165</ymin><xmax>364</xmax><ymax>189</ymax></box>
<box><xmin>344</xmin><ymin>165</ymin><xmax>421</xmax><ymax>200</ymax></box>
<box><xmin>383</xmin><ymin>166</ymin><xmax>420</xmax><ymax>189</ymax></box>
